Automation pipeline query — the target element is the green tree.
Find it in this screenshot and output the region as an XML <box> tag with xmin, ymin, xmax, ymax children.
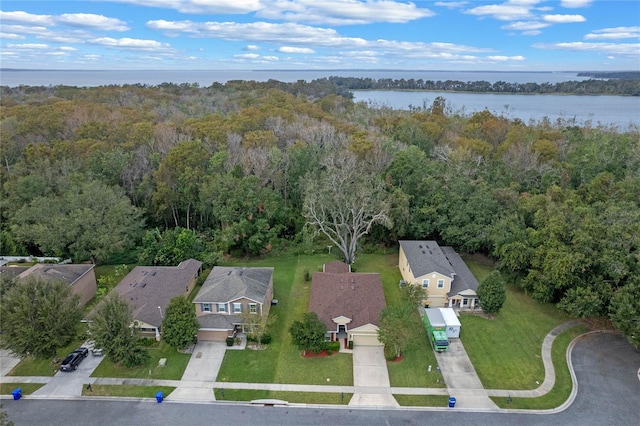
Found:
<box><xmin>477</xmin><ymin>270</ymin><xmax>507</xmax><ymax>315</ymax></box>
<box><xmin>88</xmin><ymin>292</ymin><xmax>149</xmax><ymax>367</ymax></box>
<box><xmin>0</xmin><ymin>278</ymin><xmax>82</xmax><ymax>358</ymax></box>
<box><xmin>289</xmin><ymin>312</ymin><xmax>326</xmax><ymax>355</ymax></box>
<box><xmin>609</xmin><ymin>280</ymin><xmax>640</xmax><ymax>349</ymax></box>
<box><xmin>161</xmin><ymin>296</ymin><xmax>199</xmax><ymax>350</ymax></box>
<box><xmin>377</xmin><ymin>304</ymin><xmax>417</xmax><ymax>358</ymax></box>
<box><xmin>401</xmin><ymin>284</ymin><xmax>427</xmax><ymax>308</ymax></box>
<box><xmin>138</xmin><ymin>227</ymin><xmax>205</xmax><ymax>266</ymax></box>
<box><xmin>241</xmin><ymin>311</ymin><xmax>276</xmax><ymax>349</ymax></box>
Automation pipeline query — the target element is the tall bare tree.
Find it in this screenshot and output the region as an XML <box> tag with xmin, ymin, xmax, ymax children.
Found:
<box><xmin>303</xmin><ymin>153</ymin><xmax>391</xmax><ymax>264</ymax></box>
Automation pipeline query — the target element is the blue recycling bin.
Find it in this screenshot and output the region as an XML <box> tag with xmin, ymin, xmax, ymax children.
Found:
<box><xmin>12</xmin><ymin>388</ymin><xmax>22</xmax><ymax>400</ymax></box>
<box><xmin>448</xmin><ymin>397</ymin><xmax>456</xmax><ymax>408</ymax></box>
<box><xmin>155</xmin><ymin>391</ymin><xmax>163</xmax><ymax>403</ymax></box>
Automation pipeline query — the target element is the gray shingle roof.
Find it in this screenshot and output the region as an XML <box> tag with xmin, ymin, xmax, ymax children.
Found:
<box><xmin>197</xmin><ymin>314</ymin><xmax>242</xmax><ymax>330</ymax></box>
<box><xmin>194</xmin><ymin>267</ymin><xmax>273</xmax><ymax>305</ymax></box>
<box><xmin>108</xmin><ymin>259</ymin><xmax>201</xmax><ymax>328</ymax></box>
<box><xmin>399</xmin><ymin>240</ymin><xmax>455</xmax><ymax>278</ymax></box>
<box><xmin>17</xmin><ymin>263</ymin><xmax>94</xmax><ymax>285</ymax></box>
<box><xmin>441</xmin><ymin>246</ymin><xmax>479</xmax><ymax>295</ymax></box>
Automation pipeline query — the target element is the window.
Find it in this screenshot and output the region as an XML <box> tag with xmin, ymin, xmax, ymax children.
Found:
<box><xmin>463</xmin><ymin>298</ymin><xmax>469</xmax><ymax>306</ymax></box>
<box><xmin>216</xmin><ymin>303</ymin><xmax>227</xmax><ymax>313</ymax></box>
<box><xmin>248</xmin><ymin>303</ymin><xmax>257</xmax><ymax>314</ymax></box>
<box><xmin>437</xmin><ymin>279</ymin><xmax>445</xmax><ymax>289</ymax></box>
<box><xmin>232</xmin><ymin>303</ymin><xmax>242</xmax><ymax>313</ymax></box>
<box><xmin>422</xmin><ymin>279</ymin><xmax>429</xmax><ymax>288</ymax></box>
<box><xmin>201</xmin><ymin>303</ymin><xmax>212</xmax><ymax>313</ymax></box>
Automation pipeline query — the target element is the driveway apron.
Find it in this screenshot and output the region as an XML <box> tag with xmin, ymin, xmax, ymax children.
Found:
<box><xmin>32</xmin><ymin>350</ymin><xmax>104</xmax><ymax>397</ymax></box>
<box><xmin>435</xmin><ymin>339</ymin><xmax>498</xmax><ymax>410</ymax></box>
<box><xmin>168</xmin><ymin>341</ymin><xmax>226</xmax><ymax>402</ymax></box>
<box><xmin>349</xmin><ymin>345</ymin><xmax>399</xmax><ymax>407</ymax></box>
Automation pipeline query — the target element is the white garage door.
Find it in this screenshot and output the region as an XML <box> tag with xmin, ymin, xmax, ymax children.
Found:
<box><xmin>352</xmin><ymin>334</ymin><xmax>382</xmax><ymax>346</ymax></box>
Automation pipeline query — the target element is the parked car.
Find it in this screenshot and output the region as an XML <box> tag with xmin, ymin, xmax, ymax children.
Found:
<box><xmin>60</xmin><ymin>347</ymin><xmax>89</xmax><ymax>372</ymax></box>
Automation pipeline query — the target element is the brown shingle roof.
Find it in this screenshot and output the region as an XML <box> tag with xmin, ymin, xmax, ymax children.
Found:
<box><xmin>309</xmin><ymin>266</ymin><xmax>386</xmax><ymax>331</ymax></box>
<box><xmin>323</xmin><ymin>260</ymin><xmax>351</xmax><ymax>274</ymax></box>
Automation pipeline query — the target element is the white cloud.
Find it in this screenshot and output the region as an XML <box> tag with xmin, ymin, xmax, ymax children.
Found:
<box><xmin>464</xmin><ymin>1</ymin><xmax>538</xmax><ymax>21</ymax></box>
<box><xmin>533</xmin><ymin>41</ymin><xmax>640</xmax><ymax>56</ymax></box>
<box><xmin>543</xmin><ymin>14</ymin><xmax>586</xmax><ymax>23</ymax></box>
<box><xmin>585</xmin><ymin>26</ymin><xmax>640</xmax><ymax>40</ymax></box>
<box><xmin>434</xmin><ymin>1</ymin><xmax>469</xmax><ymax>9</ymax></box>
<box><xmin>89</xmin><ymin>37</ymin><xmax>173</xmax><ymax>51</ymax></box>
<box><xmin>59</xmin><ymin>46</ymin><xmax>77</xmax><ymax>51</ymax></box>
<box><xmin>279</xmin><ymin>46</ymin><xmax>315</xmax><ymax>54</ymax></box>
<box><xmin>487</xmin><ymin>55</ymin><xmax>525</xmax><ymax>61</ymax></box>
<box><xmin>109</xmin><ymin>0</ymin><xmax>262</xmax><ymax>14</ymax></box>
<box><xmin>0</xmin><ymin>10</ymin><xmax>53</xmax><ymax>26</ymax></box>
<box><xmin>57</xmin><ymin>13</ymin><xmax>129</xmax><ymax>31</ymax></box>
<box><xmin>7</xmin><ymin>43</ymin><xmax>49</xmax><ymax>49</ymax></box>
<box><xmin>258</xmin><ymin>0</ymin><xmax>434</xmax><ymax>25</ymax></box>
<box><xmin>235</xmin><ymin>53</ymin><xmax>261</xmax><ymax>59</ymax></box>
<box><xmin>501</xmin><ymin>21</ymin><xmax>550</xmax><ymax>31</ymax></box>
<box><xmin>246</xmin><ymin>44</ymin><xmax>260</xmax><ymax>50</ymax></box>
<box><xmin>560</xmin><ymin>0</ymin><xmax>593</xmax><ymax>8</ymax></box>
<box><xmin>0</xmin><ymin>32</ymin><xmax>25</xmax><ymax>40</ymax></box>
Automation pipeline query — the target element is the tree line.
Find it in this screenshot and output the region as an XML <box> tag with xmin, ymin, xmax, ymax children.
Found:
<box><xmin>0</xmin><ymin>80</ymin><xmax>638</xmax><ymax>347</ymax></box>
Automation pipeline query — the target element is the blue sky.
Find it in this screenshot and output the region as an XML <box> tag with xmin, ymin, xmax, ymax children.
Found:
<box><xmin>1</xmin><ymin>1</ymin><xmax>638</xmax><ymax>71</ymax></box>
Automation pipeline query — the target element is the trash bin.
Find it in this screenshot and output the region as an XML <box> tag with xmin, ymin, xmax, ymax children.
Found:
<box><xmin>448</xmin><ymin>397</ymin><xmax>456</xmax><ymax>408</ymax></box>
<box><xmin>155</xmin><ymin>391</ymin><xmax>163</xmax><ymax>403</ymax></box>
<box><xmin>12</xmin><ymin>388</ymin><xmax>22</xmax><ymax>400</ymax></box>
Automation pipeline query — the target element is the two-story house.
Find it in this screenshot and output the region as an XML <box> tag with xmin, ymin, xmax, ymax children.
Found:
<box><xmin>193</xmin><ymin>266</ymin><xmax>274</xmax><ymax>341</ymax></box>
<box><xmin>399</xmin><ymin>240</ymin><xmax>479</xmax><ymax>309</ymax></box>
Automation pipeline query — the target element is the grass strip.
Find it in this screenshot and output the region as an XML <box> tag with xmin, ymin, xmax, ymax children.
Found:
<box><xmin>214</xmin><ymin>388</ymin><xmax>352</xmax><ymax>405</ymax></box>
<box><xmin>81</xmin><ymin>384</ymin><xmax>176</xmax><ymax>398</ymax></box>
<box><xmin>393</xmin><ymin>394</ymin><xmax>451</xmax><ymax>407</ymax></box>
<box><xmin>0</xmin><ymin>383</ymin><xmax>45</xmax><ymax>395</ymax></box>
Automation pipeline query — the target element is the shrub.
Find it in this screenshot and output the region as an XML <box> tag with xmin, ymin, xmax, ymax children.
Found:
<box><xmin>303</xmin><ymin>268</ymin><xmax>311</xmax><ymax>282</ymax></box>
<box><xmin>260</xmin><ymin>334</ymin><xmax>272</xmax><ymax>345</ymax></box>
<box><xmin>226</xmin><ymin>337</ymin><xmax>235</xmax><ymax>347</ymax></box>
<box><xmin>348</xmin><ymin>341</ymin><xmax>353</xmax><ymax>350</ymax></box>
<box><xmin>326</xmin><ymin>341</ymin><xmax>340</xmax><ymax>352</ymax></box>
<box><xmin>137</xmin><ymin>338</ymin><xmax>158</xmax><ymax>347</ymax></box>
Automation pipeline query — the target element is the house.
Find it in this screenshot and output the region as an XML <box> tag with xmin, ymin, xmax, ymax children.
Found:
<box><xmin>108</xmin><ymin>259</ymin><xmax>202</xmax><ymax>339</ymax></box>
<box><xmin>193</xmin><ymin>266</ymin><xmax>274</xmax><ymax>341</ymax></box>
<box><xmin>17</xmin><ymin>263</ymin><xmax>97</xmax><ymax>306</ymax></box>
<box><xmin>399</xmin><ymin>240</ymin><xmax>480</xmax><ymax>309</ymax></box>
<box><xmin>309</xmin><ymin>261</ymin><xmax>386</xmax><ymax>348</ymax></box>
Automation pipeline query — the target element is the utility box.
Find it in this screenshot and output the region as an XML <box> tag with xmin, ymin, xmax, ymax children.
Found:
<box><xmin>439</xmin><ymin>308</ymin><xmax>461</xmax><ymax>339</ymax></box>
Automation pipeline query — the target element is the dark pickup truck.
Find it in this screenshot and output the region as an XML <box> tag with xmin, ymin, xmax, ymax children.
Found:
<box><xmin>60</xmin><ymin>347</ymin><xmax>89</xmax><ymax>372</ymax></box>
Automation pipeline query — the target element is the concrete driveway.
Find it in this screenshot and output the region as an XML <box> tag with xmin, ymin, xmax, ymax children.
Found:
<box><xmin>349</xmin><ymin>345</ymin><xmax>399</xmax><ymax>407</ymax></box>
<box><xmin>168</xmin><ymin>341</ymin><xmax>226</xmax><ymax>402</ymax></box>
<box><xmin>435</xmin><ymin>339</ymin><xmax>497</xmax><ymax>410</ymax></box>
<box><xmin>0</xmin><ymin>349</ymin><xmax>21</xmax><ymax>377</ymax></box>
<box><xmin>32</xmin><ymin>347</ymin><xmax>104</xmax><ymax>398</ymax></box>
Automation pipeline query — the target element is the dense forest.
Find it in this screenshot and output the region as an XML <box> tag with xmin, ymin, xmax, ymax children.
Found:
<box><xmin>1</xmin><ymin>80</ymin><xmax>638</xmax><ymax>346</ymax></box>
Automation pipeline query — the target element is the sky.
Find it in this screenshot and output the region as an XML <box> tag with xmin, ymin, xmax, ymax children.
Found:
<box><xmin>0</xmin><ymin>0</ymin><xmax>638</xmax><ymax>71</ymax></box>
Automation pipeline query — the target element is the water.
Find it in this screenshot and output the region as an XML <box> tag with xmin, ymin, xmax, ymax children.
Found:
<box><xmin>352</xmin><ymin>90</ymin><xmax>640</xmax><ymax>130</ymax></box>
<box><xmin>1</xmin><ymin>69</ymin><xmax>636</xmax><ymax>130</ymax></box>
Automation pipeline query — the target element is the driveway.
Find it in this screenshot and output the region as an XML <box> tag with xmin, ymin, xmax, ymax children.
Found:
<box><xmin>32</xmin><ymin>348</ymin><xmax>104</xmax><ymax>398</ymax></box>
<box><xmin>435</xmin><ymin>339</ymin><xmax>497</xmax><ymax>410</ymax></box>
<box><xmin>168</xmin><ymin>341</ymin><xmax>226</xmax><ymax>402</ymax></box>
<box><xmin>0</xmin><ymin>349</ymin><xmax>21</xmax><ymax>377</ymax></box>
<box><xmin>349</xmin><ymin>345</ymin><xmax>399</xmax><ymax>407</ymax></box>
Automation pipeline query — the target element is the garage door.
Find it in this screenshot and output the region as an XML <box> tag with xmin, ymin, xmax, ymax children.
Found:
<box><xmin>352</xmin><ymin>334</ymin><xmax>382</xmax><ymax>346</ymax></box>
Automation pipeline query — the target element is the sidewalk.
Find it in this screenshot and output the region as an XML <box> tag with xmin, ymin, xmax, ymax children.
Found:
<box><xmin>1</xmin><ymin>321</ymin><xmax>585</xmax><ymax>410</ymax></box>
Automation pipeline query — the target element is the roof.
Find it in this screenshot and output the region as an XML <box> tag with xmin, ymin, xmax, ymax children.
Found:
<box><xmin>440</xmin><ymin>247</ymin><xmax>479</xmax><ymax>295</ymax></box>
<box><xmin>309</xmin><ymin>266</ymin><xmax>386</xmax><ymax>331</ymax></box>
<box><xmin>17</xmin><ymin>263</ymin><xmax>94</xmax><ymax>285</ymax></box>
<box><xmin>194</xmin><ymin>266</ymin><xmax>273</xmax><ymax>305</ymax></box>
<box><xmin>0</xmin><ymin>266</ymin><xmax>31</xmax><ymax>279</ymax></box>
<box><xmin>323</xmin><ymin>260</ymin><xmax>351</xmax><ymax>274</ymax></box>
<box><xmin>110</xmin><ymin>259</ymin><xmax>202</xmax><ymax>328</ymax></box>
<box><xmin>424</xmin><ymin>308</ymin><xmax>445</xmax><ymax>326</ymax></box>
<box><xmin>197</xmin><ymin>314</ymin><xmax>242</xmax><ymax>330</ymax></box>
<box><xmin>399</xmin><ymin>240</ymin><xmax>455</xmax><ymax>278</ymax></box>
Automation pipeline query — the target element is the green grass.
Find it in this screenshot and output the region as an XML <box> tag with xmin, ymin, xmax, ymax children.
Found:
<box><xmin>81</xmin><ymin>384</ymin><xmax>176</xmax><ymax>398</ymax></box>
<box><xmin>90</xmin><ymin>341</ymin><xmax>190</xmax><ymax>380</ymax></box>
<box><xmin>0</xmin><ymin>383</ymin><xmax>44</xmax><ymax>395</ymax></box>
<box><xmin>8</xmin><ymin>339</ymin><xmax>89</xmax><ymax>377</ymax></box>
<box><xmin>214</xmin><ymin>389</ymin><xmax>353</xmax><ymax>405</ymax></box>
<box><xmin>492</xmin><ymin>325</ymin><xmax>588</xmax><ymax>409</ymax></box>
<box><xmin>217</xmin><ymin>254</ymin><xmax>354</xmax><ymax>386</ymax></box>
<box><xmin>460</xmin><ymin>285</ymin><xmax>573</xmax><ymax>390</ymax></box>
<box><xmin>393</xmin><ymin>394</ymin><xmax>451</xmax><ymax>407</ymax></box>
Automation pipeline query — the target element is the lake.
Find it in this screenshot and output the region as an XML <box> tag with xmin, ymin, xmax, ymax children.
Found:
<box><xmin>352</xmin><ymin>90</ymin><xmax>640</xmax><ymax>130</ymax></box>
<box><xmin>1</xmin><ymin>69</ymin><xmax>637</xmax><ymax>130</ymax></box>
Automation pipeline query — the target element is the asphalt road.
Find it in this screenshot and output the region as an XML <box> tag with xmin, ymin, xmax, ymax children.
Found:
<box><xmin>3</xmin><ymin>333</ymin><xmax>638</xmax><ymax>426</ymax></box>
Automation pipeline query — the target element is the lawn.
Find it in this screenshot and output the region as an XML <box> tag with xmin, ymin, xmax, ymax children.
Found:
<box><xmin>393</xmin><ymin>394</ymin><xmax>451</xmax><ymax>407</ymax></box>
<box><xmin>460</xmin><ymin>284</ymin><xmax>574</xmax><ymax>390</ymax></box>
<box><xmin>8</xmin><ymin>339</ymin><xmax>89</xmax><ymax>377</ymax></box>
<box><xmin>0</xmin><ymin>383</ymin><xmax>44</xmax><ymax>395</ymax></box>
<box><xmin>90</xmin><ymin>341</ymin><xmax>190</xmax><ymax>380</ymax></box>
<box><xmin>214</xmin><ymin>389</ymin><xmax>353</xmax><ymax>405</ymax></box>
<box><xmin>217</xmin><ymin>254</ymin><xmax>354</xmax><ymax>386</ymax></box>
<box><xmin>81</xmin><ymin>384</ymin><xmax>176</xmax><ymax>398</ymax></box>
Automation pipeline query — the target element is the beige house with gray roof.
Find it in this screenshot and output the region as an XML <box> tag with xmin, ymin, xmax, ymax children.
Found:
<box><xmin>17</xmin><ymin>263</ymin><xmax>96</xmax><ymax>306</ymax></box>
<box><xmin>194</xmin><ymin>266</ymin><xmax>274</xmax><ymax>341</ymax></box>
